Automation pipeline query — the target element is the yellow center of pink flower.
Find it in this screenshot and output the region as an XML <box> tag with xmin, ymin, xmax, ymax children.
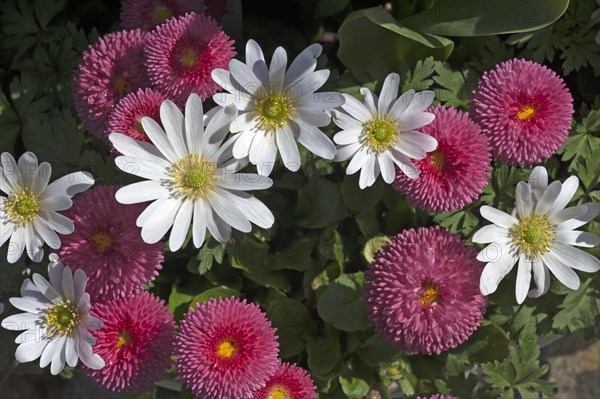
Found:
<box><xmin>180</xmin><ymin>48</ymin><xmax>198</xmax><ymax>68</ymax></box>
<box><xmin>429</xmin><ymin>151</ymin><xmax>445</xmax><ymax>172</ymax></box>
<box><xmin>420</xmin><ymin>282</ymin><xmax>439</xmax><ymax>305</ymax></box>
<box><xmin>153</xmin><ymin>5</ymin><xmax>173</xmax><ymax>23</ymax></box>
<box><xmin>113</xmin><ymin>74</ymin><xmax>129</xmax><ymax>96</ymax></box>
<box><xmin>268</xmin><ymin>388</ymin><xmax>288</xmax><ymax>399</ymax></box>
<box><xmin>116</xmin><ymin>330</ymin><xmax>132</xmax><ymax>349</ymax></box>
<box><xmin>216</xmin><ymin>340</ymin><xmax>236</xmax><ymax>359</ymax></box>
<box><xmin>517</xmin><ymin>105</ymin><xmax>536</xmax><ymax>121</ymax></box>
<box><xmin>91</xmin><ymin>231</ymin><xmax>113</xmax><ymax>254</ymax></box>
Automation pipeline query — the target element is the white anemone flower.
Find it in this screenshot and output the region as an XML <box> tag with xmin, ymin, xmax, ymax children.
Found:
<box><xmin>331</xmin><ymin>73</ymin><xmax>438</xmax><ymax>189</ymax></box>
<box><xmin>1</xmin><ymin>152</ymin><xmax>94</xmax><ymax>263</ymax></box>
<box><xmin>109</xmin><ymin>93</ymin><xmax>275</xmax><ymax>250</ymax></box>
<box><xmin>1</xmin><ymin>257</ymin><xmax>105</xmax><ymax>375</ymax></box>
<box><xmin>473</xmin><ymin>166</ymin><xmax>600</xmax><ymax>303</ymax></box>
<box><xmin>211</xmin><ymin>39</ymin><xmax>343</xmax><ymax>176</ymax></box>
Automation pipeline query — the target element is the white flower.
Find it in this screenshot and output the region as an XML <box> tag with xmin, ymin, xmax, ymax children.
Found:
<box><xmin>331</xmin><ymin>73</ymin><xmax>438</xmax><ymax>189</ymax></box>
<box><xmin>1</xmin><ymin>152</ymin><xmax>94</xmax><ymax>263</ymax></box>
<box><xmin>109</xmin><ymin>94</ymin><xmax>275</xmax><ymax>250</ymax></box>
<box><xmin>473</xmin><ymin>166</ymin><xmax>600</xmax><ymax>304</ymax></box>
<box><xmin>211</xmin><ymin>39</ymin><xmax>343</xmax><ymax>176</ymax></box>
<box><xmin>1</xmin><ymin>257</ymin><xmax>105</xmax><ymax>375</ymax></box>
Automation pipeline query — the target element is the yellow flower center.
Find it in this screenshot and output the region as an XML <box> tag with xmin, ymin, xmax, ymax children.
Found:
<box><xmin>116</xmin><ymin>330</ymin><xmax>132</xmax><ymax>349</ymax></box>
<box><xmin>510</xmin><ymin>213</ymin><xmax>556</xmax><ymax>257</ymax></box>
<box><xmin>153</xmin><ymin>5</ymin><xmax>173</xmax><ymax>23</ymax></box>
<box><xmin>216</xmin><ymin>340</ymin><xmax>236</xmax><ymax>359</ymax></box>
<box><xmin>43</xmin><ymin>300</ymin><xmax>80</xmax><ymax>337</ymax></box>
<box><xmin>180</xmin><ymin>48</ymin><xmax>198</xmax><ymax>68</ymax></box>
<box><xmin>255</xmin><ymin>93</ymin><xmax>294</xmax><ymax>132</ymax></box>
<box><xmin>429</xmin><ymin>151</ymin><xmax>445</xmax><ymax>172</ymax></box>
<box><xmin>420</xmin><ymin>282</ymin><xmax>439</xmax><ymax>305</ymax></box>
<box><xmin>269</xmin><ymin>388</ymin><xmax>288</xmax><ymax>399</ymax></box>
<box><xmin>170</xmin><ymin>154</ymin><xmax>218</xmax><ymax>200</ymax></box>
<box><xmin>113</xmin><ymin>74</ymin><xmax>129</xmax><ymax>96</ymax></box>
<box><xmin>517</xmin><ymin>105</ymin><xmax>536</xmax><ymax>121</ymax></box>
<box><xmin>134</xmin><ymin>119</ymin><xmax>145</xmax><ymax>133</ymax></box>
<box><xmin>91</xmin><ymin>231</ymin><xmax>113</xmax><ymax>254</ymax></box>
<box><xmin>4</xmin><ymin>189</ymin><xmax>39</xmax><ymax>226</ymax></box>
<box><xmin>363</xmin><ymin>116</ymin><xmax>398</xmax><ymax>152</ymax></box>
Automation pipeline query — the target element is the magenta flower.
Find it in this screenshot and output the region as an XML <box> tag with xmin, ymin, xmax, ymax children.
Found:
<box><xmin>364</xmin><ymin>227</ymin><xmax>487</xmax><ymax>355</ymax></box>
<box><xmin>58</xmin><ymin>185</ymin><xmax>164</xmax><ymax>302</ymax></box>
<box><xmin>145</xmin><ymin>12</ymin><xmax>235</xmax><ymax>105</ymax></box>
<box><xmin>252</xmin><ymin>362</ymin><xmax>318</xmax><ymax>399</ymax></box>
<box><xmin>84</xmin><ymin>292</ymin><xmax>175</xmax><ymax>392</ymax></box>
<box><xmin>73</xmin><ymin>30</ymin><xmax>149</xmax><ymax>140</ymax></box>
<box><xmin>470</xmin><ymin>58</ymin><xmax>573</xmax><ymax>166</ymax></box>
<box><xmin>120</xmin><ymin>0</ymin><xmax>206</xmax><ymax>31</ymax></box>
<box><xmin>175</xmin><ymin>298</ymin><xmax>280</xmax><ymax>399</ymax></box>
<box><xmin>393</xmin><ymin>105</ymin><xmax>491</xmax><ymax>212</ymax></box>
<box><xmin>106</xmin><ymin>88</ymin><xmax>166</xmax><ymax>148</ymax></box>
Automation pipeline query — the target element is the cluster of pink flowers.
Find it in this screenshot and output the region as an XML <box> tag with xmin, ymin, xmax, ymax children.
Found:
<box><xmin>73</xmin><ymin>7</ymin><xmax>234</xmax><ymax>145</ymax></box>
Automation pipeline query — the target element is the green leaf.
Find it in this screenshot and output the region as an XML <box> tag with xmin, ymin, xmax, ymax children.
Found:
<box><xmin>401</xmin><ymin>0</ymin><xmax>569</xmax><ymax>37</ymax></box>
<box><xmin>339</xmin><ymin>376</ymin><xmax>370</xmax><ymax>399</ymax></box>
<box><xmin>338</xmin><ymin>8</ymin><xmax>453</xmax><ymax>74</ymax></box>
<box><xmin>306</xmin><ymin>333</ymin><xmax>342</xmax><ymax>375</ymax></box>
<box><xmin>362</xmin><ymin>235</ymin><xmax>390</xmax><ymax>263</ymax></box>
<box><xmin>296</xmin><ymin>178</ymin><xmax>349</xmax><ymax>229</ymax></box>
<box><xmin>271</xmin><ymin>235</ymin><xmax>316</xmax><ymax>272</ymax></box>
<box><xmin>558</xmin><ymin>108</ymin><xmax>600</xmax><ymax>165</ymax></box>
<box><xmin>318</xmin><ymin>228</ymin><xmax>344</xmax><ymax>266</ymax></box>
<box><xmin>121</xmin><ymin>387</ymin><xmax>157</xmax><ymax>399</ymax></box>
<box><xmin>552</xmin><ymin>277</ymin><xmax>600</xmax><ymax>336</ymax></box>
<box><xmin>341</xmin><ymin>173</ymin><xmax>385</xmax><ymax>212</ymax></box>
<box><xmin>432</xmin><ymin>61</ymin><xmax>477</xmax><ymax>109</ymax></box>
<box><xmin>317</xmin><ymin>273</ymin><xmax>371</xmax><ymax>331</ymax></box>
<box><xmin>187</xmin><ymin>238</ymin><xmax>225</xmax><ymax>275</ymax></box>
<box><xmin>316</xmin><ymin>0</ymin><xmax>351</xmax><ymax>17</ymax></box>
<box><xmin>190</xmin><ymin>286</ymin><xmax>240</xmax><ymax>308</ymax></box>
<box><xmin>267</xmin><ymin>298</ymin><xmax>315</xmax><ymax>358</ymax></box>
<box><xmin>401</xmin><ymin>56</ymin><xmax>436</xmax><ymax>92</ymax></box>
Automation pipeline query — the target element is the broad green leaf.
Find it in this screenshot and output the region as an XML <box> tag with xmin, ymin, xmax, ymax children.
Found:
<box><xmin>317</xmin><ymin>273</ymin><xmax>371</xmax><ymax>331</ymax></box>
<box><xmin>267</xmin><ymin>298</ymin><xmax>315</xmax><ymax>358</ymax></box>
<box><xmin>306</xmin><ymin>333</ymin><xmax>342</xmax><ymax>375</ymax></box>
<box><xmin>339</xmin><ymin>376</ymin><xmax>370</xmax><ymax>399</ymax></box>
<box><xmin>362</xmin><ymin>235</ymin><xmax>390</xmax><ymax>263</ymax></box>
<box><xmin>190</xmin><ymin>286</ymin><xmax>240</xmax><ymax>308</ymax></box>
<box><xmin>552</xmin><ymin>277</ymin><xmax>600</xmax><ymax>336</ymax></box>
<box><xmin>338</xmin><ymin>8</ymin><xmax>453</xmax><ymax>74</ymax></box>
<box><xmin>341</xmin><ymin>173</ymin><xmax>384</xmax><ymax>212</ymax></box>
<box><xmin>296</xmin><ymin>178</ymin><xmax>349</xmax><ymax>229</ymax></box>
<box><xmin>401</xmin><ymin>0</ymin><xmax>569</xmax><ymax>37</ymax></box>
<box><xmin>316</xmin><ymin>0</ymin><xmax>351</xmax><ymax>17</ymax></box>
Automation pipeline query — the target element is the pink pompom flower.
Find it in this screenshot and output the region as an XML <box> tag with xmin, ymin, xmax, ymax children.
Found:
<box><xmin>393</xmin><ymin>105</ymin><xmax>491</xmax><ymax>212</ymax></box>
<box><xmin>252</xmin><ymin>362</ymin><xmax>318</xmax><ymax>399</ymax></box>
<box><xmin>470</xmin><ymin>58</ymin><xmax>574</xmax><ymax>166</ymax></box>
<box><xmin>73</xmin><ymin>30</ymin><xmax>149</xmax><ymax>140</ymax></box>
<box><xmin>58</xmin><ymin>185</ymin><xmax>164</xmax><ymax>302</ymax></box>
<box><xmin>145</xmin><ymin>12</ymin><xmax>235</xmax><ymax>105</ymax></box>
<box><xmin>364</xmin><ymin>227</ymin><xmax>487</xmax><ymax>355</ymax></box>
<box><xmin>84</xmin><ymin>292</ymin><xmax>175</xmax><ymax>392</ymax></box>
<box><xmin>120</xmin><ymin>0</ymin><xmax>206</xmax><ymax>31</ymax></box>
<box><xmin>106</xmin><ymin>88</ymin><xmax>166</xmax><ymax>148</ymax></box>
<box><xmin>175</xmin><ymin>297</ymin><xmax>280</xmax><ymax>399</ymax></box>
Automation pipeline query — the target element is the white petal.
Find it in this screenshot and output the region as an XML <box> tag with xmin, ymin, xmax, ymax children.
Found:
<box><xmin>7</xmin><ymin>227</ymin><xmax>25</xmax><ymax>264</ymax></box>
<box><xmin>192</xmin><ymin>200</ymin><xmax>208</xmax><ymax>248</ymax></box>
<box><xmin>294</xmin><ymin>121</ymin><xmax>336</xmax><ymax>160</ymax></box>
<box><xmin>535</xmin><ymin>180</ymin><xmax>561</xmax><ymax>215</ymax></box>
<box><xmin>39</xmin><ymin>196</ymin><xmax>72</xmax><ymax>212</ymax></box>
<box><xmin>39</xmin><ymin>335</ymin><xmax>61</xmax><ymax>368</ymax></box>
<box><xmin>333</xmin><ymin>128</ymin><xmax>361</xmax><ymax>146</ymax></box>
<box><xmin>214</xmin><ymin>190</ymin><xmax>274</xmax><ymax>229</ymax></box>
<box><xmin>550</xmin><ymin>243</ymin><xmax>600</xmax><ymax>272</ymax></box>
<box><xmin>30</xmin><ymin>162</ymin><xmax>51</xmax><ymax>196</ymax></box>
<box><xmin>140</xmin><ymin>198</ymin><xmax>181</xmax><ymax>244</ymax></box>
<box><xmin>203</xmin><ymin>104</ymin><xmax>238</xmax><ymax>155</ymax></box>
<box><xmin>480</xmin><ymin>206</ymin><xmax>518</xmax><ymax>228</ymax></box>
<box><xmin>184</xmin><ymin>93</ymin><xmax>204</xmax><ymax>153</ymax></box>
<box><xmin>394</xmin><ymin>136</ymin><xmax>426</xmax><ymax>159</ymax></box>
<box><xmin>346</xmin><ymin>148</ymin><xmax>370</xmax><ymax>175</ymax></box>
<box><xmin>141</xmin><ymin>116</ymin><xmax>179</xmax><ymax>163</ymax></box>
<box><xmin>48</xmin><ymin>262</ymin><xmax>64</xmax><ymax>293</ymax></box>
<box><xmin>43</xmin><ymin>172</ymin><xmax>94</xmax><ymax>199</ymax></box>
<box><xmin>114</xmin><ymin>156</ymin><xmax>168</xmax><ymax>181</ymax></box>
<box><xmin>359</xmin><ymin>156</ymin><xmax>379</xmax><ymax>189</ymax></box>
<box><xmin>403</xmin><ymin>90</ymin><xmax>435</xmax><ymax>114</ymax></box>
<box><xmin>9</xmin><ymin>297</ymin><xmax>44</xmax><ymax>313</ymax></box>
<box><xmin>207</xmin><ymin>190</ymin><xmax>253</xmax><ymax>233</ymax></box>
<box><xmin>390</xmin><ymin>149</ymin><xmax>418</xmax><ymax>179</ymax></box>
<box><xmin>15</xmin><ymin>339</ymin><xmax>47</xmax><ymax>363</ymax></box>
<box><xmin>17</xmin><ymin>152</ymin><xmax>38</xmax><ymax>192</ymax></box>
<box><xmin>551</xmin><ymin>205</ymin><xmax>588</xmax><ymax>227</ymax></box>
<box><xmin>216</xmin><ymin>173</ymin><xmax>273</xmax><ymax>191</ymax></box>
<box><xmin>341</xmin><ymin>94</ymin><xmax>372</xmax><ymax>123</ymax></box>
<box><xmin>65</xmin><ymin>335</ymin><xmax>79</xmax><ymax>367</ymax></box>
<box><xmin>232</xmin><ymin>130</ymin><xmax>256</xmax><ymax>160</ymax></box>
<box><xmin>50</xmin><ymin>335</ymin><xmax>67</xmax><ymax>375</ymax></box>
<box><xmin>299</xmin><ymin>92</ymin><xmax>343</xmax><ymax>110</ymax></box>
<box><xmin>24</xmin><ymin>223</ymin><xmax>43</xmax><ymax>263</ymax></box>
<box><xmin>78</xmin><ymin>339</ymin><xmax>104</xmax><ymax>370</ymax></box>
<box><xmin>206</xmin><ymin>207</ymin><xmax>232</xmax><ymax>243</ymax></box>
<box><xmin>73</xmin><ymin>269</ymin><xmax>86</xmax><ymax>302</ymax></box>
<box><xmin>160</xmin><ymin>100</ymin><xmax>188</xmax><ymax>158</ymax></box>
<box><xmin>555</xmin><ymin>203</ymin><xmax>599</xmax><ymax>231</ymax></box>
<box><xmin>528</xmin><ymin>259</ymin><xmax>550</xmax><ymax>298</ymax></box>
<box><xmin>378</xmin><ymin>154</ymin><xmax>395</xmax><ymax>184</ymax></box>
<box><xmin>41</xmin><ymin>211</ymin><xmax>74</xmax><ymax>235</ymax></box>
<box><xmin>515</xmin><ymin>255</ymin><xmax>532</xmax><ymax>304</ymax></box>
<box><xmin>548</xmin><ymin>176</ymin><xmax>579</xmax><ymax>213</ymax></box>
<box><xmin>528</xmin><ymin>166</ymin><xmax>548</xmax><ymax>201</ymax></box>
<box><xmin>1</xmin><ymin>220</ymin><xmax>16</xmax><ymax>247</ymax></box>
<box><xmin>169</xmin><ymin>200</ymin><xmax>193</xmax><ymax>251</ymax></box>
<box><xmin>397</xmin><ymin>111</ymin><xmax>435</xmax><ymax>131</ymax></box>
<box><xmin>289</xmin><ymin>69</ymin><xmax>330</xmax><ymax>99</ymax></box>
<box><xmin>230</xmin><ymin>112</ymin><xmax>258</xmax><ymax>133</ymax></box>
<box><xmin>378</xmin><ymin>73</ymin><xmax>400</xmax><ymax>114</ymax></box>
<box><xmin>276</xmin><ymin>125</ymin><xmax>301</xmax><ymax>172</ymax></box>
<box><xmin>295</xmin><ymin>108</ymin><xmax>331</xmax><ymax>127</ymax></box>
<box><xmin>32</xmin><ymin>273</ymin><xmax>62</xmax><ymax>303</ymax></box>
<box><xmin>115</xmin><ymin>181</ymin><xmax>169</xmax><ymax>204</ymax></box>
<box><xmin>388</xmin><ymin>90</ymin><xmax>415</xmax><ymax>119</ymax></box>
<box><xmin>556</xmin><ymin>231</ymin><xmax>600</xmax><ymax>248</ymax></box>
<box><xmin>62</xmin><ymin>267</ymin><xmax>74</xmax><ymax>302</ymax></box>
<box><xmin>285</xmin><ymin>43</ymin><xmax>322</xmax><ymax>86</ymax></box>
<box><xmin>249</xmin><ymin>134</ymin><xmax>277</xmax><ymax>176</ymax></box>
<box><xmin>542</xmin><ymin>250</ymin><xmax>580</xmax><ymax>290</ymax></box>
<box><xmin>1</xmin><ymin>152</ymin><xmax>23</xmax><ymax>190</ymax></box>
<box><xmin>401</xmin><ymin>131</ymin><xmax>438</xmax><ymax>152</ymax></box>
<box><xmin>515</xmin><ymin>182</ymin><xmax>533</xmax><ymax>219</ymax></box>
<box><xmin>108</xmin><ymin>133</ymin><xmax>168</xmax><ymax>164</ymax></box>
<box><xmin>360</xmin><ymin>87</ymin><xmax>378</xmax><ymax>116</ymax></box>
<box><xmin>480</xmin><ymin>252</ymin><xmax>518</xmax><ymax>295</ymax></box>
<box><xmin>331</xmin><ymin>110</ymin><xmax>362</xmax><ymax>131</ymax></box>
<box><xmin>472</xmin><ymin>224</ymin><xmax>510</xmax><ymax>244</ymax></box>
<box><xmin>246</xmin><ymin>39</ymin><xmax>269</xmax><ymax>82</ymax></box>
<box><xmin>1</xmin><ymin>313</ymin><xmax>40</xmax><ymax>330</ymax></box>
<box><xmin>229</xmin><ymin>59</ymin><xmax>263</xmax><ymax>95</ymax></box>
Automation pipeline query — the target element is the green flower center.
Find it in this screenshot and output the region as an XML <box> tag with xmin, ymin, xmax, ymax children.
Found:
<box><xmin>429</xmin><ymin>151</ymin><xmax>445</xmax><ymax>172</ymax></box>
<box><xmin>255</xmin><ymin>93</ymin><xmax>294</xmax><ymax>132</ymax></box>
<box><xmin>180</xmin><ymin>48</ymin><xmax>198</xmax><ymax>68</ymax></box>
<box><xmin>5</xmin><ymin>189</ymin><xmax>39</xmax><ymax>226</ymax></box>
<box><xmin>363</xmin><ymin>116</ymin><xmax>398</xmax><ymax>152</ymax></box>
<box><xmin>419</xmin><ymin>282</ymin><xmax>439</xmax><ymax>305</ymax></box>
<box><xmin>153</xmin><ymin>5</ymin><xmax>173</xmax><ymax>23</ymax></box>
<box><xmin>91</xmin><ymin>231</ymin><xmax>113</xmax><ymax>254</ymax></box>
<box><xmin>44</xmin><ymin>300</ymin><xmax>80</xmax><ymax>337</ymax></box>
<box><xmin>171</xmin><ymin>154</ymin><xmax>218</xmax><ymax>199</ymax></box>
<box><xmin>510</xmin><ymin>213</ymin><xmax>556</xmax><ymax>257</ymax></box>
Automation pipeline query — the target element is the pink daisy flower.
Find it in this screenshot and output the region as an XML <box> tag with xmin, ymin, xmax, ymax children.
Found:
<box><xmin>393</xmin><ymin>105</ymin><xmax>491</xmax><ymax>212</ymax></box>
<box><xmin>145</xmin><ymin>12</ymin><xmax>235</xmax><ymax>105</ymax></box>
<box><xmin>106</xmin><ymin>88</ymin><xmax>166</xmax><ymax>148</ymax></box>
<box><xmin>73</xmin><ymin>30</ymin><xmax>149</xmax><ymax>140</ymax></box>
<box><xmin>364</xmin><ymin>227</ymin><xmax>487</xmax><ymax>355</ymax></box>
<box><xmin>252</xmin><ymin>362</ymin><xmax>318</xmax><ymax>399</ymax></box>
<box><xmin>120</xmin><ymin>0</ymin><xmax>206</xmax><ymax>31</ymax></box>
<box><xmin>417</xmin><ymin>395</ymin><xmax>454</xmax><ymax>399</ymax></box>
<box><xmin>84</xmin><ymin>292</ymin><xmax>175</xmax><ymax>392</ymax></box>
<box><xmin>58</xmin><ymin>185</ymin><xmax>164</xmax><ymax>302</ymax></box>
<box><xmin>175</xmin><ymin>297</ymin><xmax>280</xmax><ymax>399</ymax></box>
<box><xmin>470</xmin><ymin>58</ymin><xmax>574</xmax><ymax>166</ymax></box>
